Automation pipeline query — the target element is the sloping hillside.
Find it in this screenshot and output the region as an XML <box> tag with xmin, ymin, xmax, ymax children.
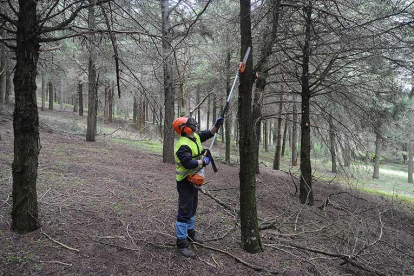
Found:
<box><xmin>1</xmin><ymin>107</ymin><xmax>413</xmax><ymax>276</ymax></box>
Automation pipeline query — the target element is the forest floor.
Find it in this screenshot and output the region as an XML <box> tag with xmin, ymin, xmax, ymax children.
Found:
<box><xmin>1</xmin><ymin>105</ymin><xmax>414</xmax><ymax>276</ymax></box>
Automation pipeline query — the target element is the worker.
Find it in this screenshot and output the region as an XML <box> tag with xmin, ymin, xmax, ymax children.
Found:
<box><xmin>172</xmin><ymin>115</ymin><xmax>224</xmax><ymax>258</ymax></box>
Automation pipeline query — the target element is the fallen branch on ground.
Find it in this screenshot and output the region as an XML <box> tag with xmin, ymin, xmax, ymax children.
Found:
<box><xmin>191</xmin><ymin>242</ymin><xmax>279</xmax><ymax>274</ymax></box>
<box><xmin>200</xmin><ymin>189</ymin><xmax>239</xmax><ymax>215</ymax></box>
<box><xmin>41</xmin><ymin>229</ymin><xmax>80</xmax><ymax>252</ymax></box>
<box><xmin>272</xmin><ymin>241</ymin><xmax>387</xmax><ymax>276</ymax></box>
<box><xmin>39</xmin><ymin>260</ymin><xmax>72</xmax><ymax>266</ymax></box>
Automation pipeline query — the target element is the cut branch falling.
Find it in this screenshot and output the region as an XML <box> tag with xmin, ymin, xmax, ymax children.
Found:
<box><xmin>189</xmin><ymin>92</ymin><xmax>213</xmax><ymax>117</ymax></box>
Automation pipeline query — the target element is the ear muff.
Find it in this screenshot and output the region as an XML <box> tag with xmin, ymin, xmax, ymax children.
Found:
<box><xmin>182</xmin><ymin>125</ymin><xmax>193</xmax><ymax>135</ymax></box>
<box><xmin>178</xmin><ymin>124</ymin><xmax>193</xmax><ymax>135</ymax></box>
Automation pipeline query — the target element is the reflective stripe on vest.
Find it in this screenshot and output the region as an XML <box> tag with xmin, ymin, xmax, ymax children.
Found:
<box><xmin>174</xmin><ymin>133</ymin><xmax>203</xmax><ymax>181</ymax></box>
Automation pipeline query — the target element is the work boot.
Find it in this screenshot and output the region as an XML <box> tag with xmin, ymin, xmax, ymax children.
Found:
<box><xmin>187</xmin><ymin>229</ymin><xmax>203</xmax><ymax>244</ymax></box>
<box><xmin>176</xmin><ymin>238</ymin><xmax>196</xmax><ymax>259</ymax></box>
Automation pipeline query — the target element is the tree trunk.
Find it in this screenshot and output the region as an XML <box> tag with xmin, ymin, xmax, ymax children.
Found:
<box><xmin>253</xmin><ymin>0</ymin><xmax>281</xmax><ymax>171</ymax></box>
<box><xmin>104</xmin><ymin>84</ymin><xmax>109</xmax><ymax>123</ymax></box>
<box><xmin>0</xmin><ymin>31</ymin><xmax>6</xmax><ymax>105</ymax></box>
<box><xmin>78</xmin><ymin>82</ymin><xmax>83</xmax><ymax>116</ymax></box>
<box><xmin>59</xmin><ymin>77</ymin><xmax>64</xmax><ymax>110</ymax></box>
<box><xmin>48</xmin><ymin>82</ymin><xmax>53</xmax><ymax>110</ymax></box>
<box><xmin>220</xmin><ymin>104</ymin><xmax>225</xmax><ymax>143</ymax></box>
<box><xmin>299</xmin><ymin>4</ymin><xmax>314</xmax><ymax>205</ymax></box>
<box><xmin>86</xmin><ymin>0</ymin><xmax>98</xmax><ymax>142</ymax></box>
<box><xmin>197</xmin><ymin>88</ymin><xmax>201</xmax><ymax>126</ymax></box>
<box><xmin>273</xmin><ymin>69</ymin><xmax>285</xmax><ymax>170</ymax></box>
<box><xmin>281</xmin><ymin>114</ymin><xmax>289</xmax><ymax>156</ymax></box>
<box><xmin>264</xmin><ymin>120</ymin><xmax>268</xmax><ymax>152</ymax></box>
<box><xmin>161</xmin><ymin>0</ymin><xmax>175</xmax><ymax>164</ymax></box>
<box><xmin>253</xmin><ymin>75</ymin><xmax>265</xmax><ymax>173</ymax></box>
<box><xmin>109</xmin><ymin>82</ymin><xmax>114</xmax><ymax>122</ymax></box>
<box><xmin>139</xmin><ymin>96</ymin><xmax>145</xmax><ymax>132</ymax></box>
<box><xmin>133</xmin><ymin>96</ymin><xmax>138</xmax><ymax>124</ymax></box>
<box><xmin>269</xmin><ymin>121</ymin><xmax>272</xmax><ymax>146</ymax></box>
<box><xmin>372</xmin><ymin>130</ymin><xmax>382</xmax><ymax>179</ymax></box>
<box><xmin>212</xmin><ymin>94</ymin><xmax>217</xmax><ymax>125</ymax></box>
<box><xmin>12</xmin><ymin>0</ymin><xmax>41</xmax><ymax>233</ymax></box>
<box><xmin>239</xmin><ymin>0</ymin><xmax>262</xmax><ymax>254</ymax></box>
<box><xmin>291</xmin><ymin>98</ymin><xmax>298</xmax><ymax>166</ymax></box>
<box><xmin>329</xmin><ymin>113</ymin><xmax>337</xmax><ymax>173</ymax></box>
<box><xmin>207</xmin><ymin>95</ymin><xmax>210</xmax><ymax>129</ymax></box>
<box><xmin>408</xmin><ymin>134</ymin><xmax>413</xmax><ymax>183</ymax></box>
<box><xmin>225</xmin><ymin>50</ymin><xmax>232</xmax><ymax>165</ymax></box>
<box><xmin>225</xmin><ymin>115</ymin><xmax>232</xmax><ymax>163</ymax></box>
<box><xmin>235</xmin><ymin>112</ymin><xmax>239</xmax><ymax>146</ymax></box>
<box><xmin>5</xmin><ymin>58</ymin><xmax>11</xmax><ymax>104</ymax></box>
<box><xmin>41</xmin><ymin>74</ymin><xmax>46</xmax><ymax>111</ymax></box>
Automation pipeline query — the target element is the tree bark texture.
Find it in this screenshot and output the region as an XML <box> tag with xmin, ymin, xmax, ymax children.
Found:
<box><xmin>139</xmin><ymin>96</ymin><xmax>145</xmax><ymax>132</ymax></box>
<box><xmin>48</xmin><ymin>82</ymin><xmax>53</xmax><ymax>110</ymax></box>
<box><xmin>329</xmin><ymin>113</ymin><xmax>337</xmax><ymax>173</ymax></box>
<box><xmin>299</xmin><ymin>5</ymin><xmax>314</xmax><ymax>205</ymax></box>
<box><xmin>104</xmin><ymin>84</ymin><xmax>109</xmax><ymax>123</ymax></box>
<box><xmin>59</xmin><ymin>77</ymin><xmax>64</xmax><ymax>110</ymax></box>
<box><xmin>372</xmin><ymin>130</ymin><xmax>382</xmax><ymax>179</ymax></box>
<box><xmin>253</xmin><ymin>0</ymin><xmax>281</xmax><ymax>173</ymax></box>
<box><xmin>161</xmin><ymin>0</ymin><xmax>175</xmax><ymax>164</ymax></box>
<box><xmin>408</xmin><ymin>134</ymin><xmax>413</xmax><ymax>183</ymax></box>
<box><xmin>133</xmin><ymin>96</ymin><xmax>138</xmax><ymax>123</ymax></box>
<box><xmin>253</xmin><ymin>76</ymin><xmax>265</xmax><ymax>173</ymax></box>
<box><xmin>108</xmin><ymin>82</ymin><xmax>114</xmax><ymax>122</ymax></box>
<box><xmin>5</xmin><ymin>58</ymin><xmax>11</xmax><ymax>104</ymax></box>
<box><xmin>86</xmin><ymin>0</ymin><xmax>98</xmax><ymax>142</ymax></box>
<box><xmin>0</xmin><ymin>41</ymin><xmax>6</xmax><ymax>105</ymax></box>
<box><xmin>282</xmin><ymin>114</ymin><xmax>289</xmax><ymax>156</ymax></box>
<box><xmin>264</xmin><ymin>120</ymin><xmax>269</xmax><ymax>152</ymax></box>
<box><xmin>273</xmin><ymin>69</ymin><xmax>285</xmax><ymax>170</ymax></box>
<box><xmin>212</xmin><ymin>94</ymin><xmax>217</xmax><ymax>125</ymax></box>
<box><xmin>291</xmin><ymin>98</ymin><xmax>298</xmax><ymax>166</ymax></box>
<box><xmin>41</xmin><ymin>74</ymin><xmax>46</xmax><ymax>111</ymax></box>
<box><xmin>196</xmin><ymin>88</ymin><xmax>201</xmax><ymax>124</ymax></box>
<box><xmin>12</xmin><ymin>0</ymin><xmax>41</xmax><ymax>233</ymax></box>
<box><xmin>78</xmin><ymin>82</ymin><xmax>83</xmax><ymax>116</ymax></box>
<box><xmin>225</xmin><ymin>51</ymin><xmax>231</xmax><ymax>163</ymax></box>
<box><xmin>239</xmin><ymin>0</ymin><xmax>262</xmax><ymax>254</ymax></box>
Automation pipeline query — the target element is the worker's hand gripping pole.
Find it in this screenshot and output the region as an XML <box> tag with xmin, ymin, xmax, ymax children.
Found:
<box><xmin>208</xmin><ymin>47</ymin><xmax>251</xmax><ymax>171</ymax></box>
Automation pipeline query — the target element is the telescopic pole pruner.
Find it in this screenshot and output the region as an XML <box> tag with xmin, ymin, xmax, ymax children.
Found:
<box><xmin>206</xmin><ymin>47</ymin><xmax>251</xmax><ymax>173</ymax></box>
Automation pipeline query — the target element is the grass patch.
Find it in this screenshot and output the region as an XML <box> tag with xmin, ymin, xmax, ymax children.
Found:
<box><xmin>360</xmin><ymin>188</ymin><xmax>414</xmax><ymax>205</ymax></box>
<box><xmin>111</xmin><ymin>138</ymin><xmax>163</xmax><ymax>154</ymax></box>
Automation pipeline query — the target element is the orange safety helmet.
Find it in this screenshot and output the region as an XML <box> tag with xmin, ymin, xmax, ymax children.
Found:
<box><xmin>173</xmin><ymin>116</ymin><xmax>198</xmax><ymax>135</ymax></box>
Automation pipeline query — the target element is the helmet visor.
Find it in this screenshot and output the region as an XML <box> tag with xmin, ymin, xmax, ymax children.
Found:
<box><xmin>186</xmin><ymin>117</ymin><xmax>198</xmax><ymax>131</ymax></box>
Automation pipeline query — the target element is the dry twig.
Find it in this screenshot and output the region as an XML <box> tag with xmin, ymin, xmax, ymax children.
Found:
<box><xmin>41</xmin><ymin>229</ymin><xmax>80</xmax><ymax>252</ymax></box>
<box><xmin>191</xmin><ymin>242</ymin><xmax>279</xmax><ymax>274</ymax></box>
<box><xmin>39</xmin><ymin>260</ymin><xmax>72</xmax><ymax>266</ymax></box>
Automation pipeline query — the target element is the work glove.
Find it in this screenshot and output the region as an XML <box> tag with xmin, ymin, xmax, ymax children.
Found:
<box><xmin>214</xmin><ymin>117</ymin><xmax>224</xmax><ymax>128</ymax></box>
<box><xmin>202</xmin><ymin>156</ymin><xmax>210</xmax><ymax>166</ymax></box>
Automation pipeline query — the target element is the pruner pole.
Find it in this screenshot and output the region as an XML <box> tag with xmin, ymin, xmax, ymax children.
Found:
<box><xmin>208</xmin><ymin>47</ymin><xmax>251</xmax><ymax>160</ymax></box>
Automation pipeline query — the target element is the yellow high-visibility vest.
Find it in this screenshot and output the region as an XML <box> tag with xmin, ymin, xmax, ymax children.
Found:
<box><xmin>174</xmin><ymin>133</ymin><xmax>203</xmax><ymax>181</ymax></box>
